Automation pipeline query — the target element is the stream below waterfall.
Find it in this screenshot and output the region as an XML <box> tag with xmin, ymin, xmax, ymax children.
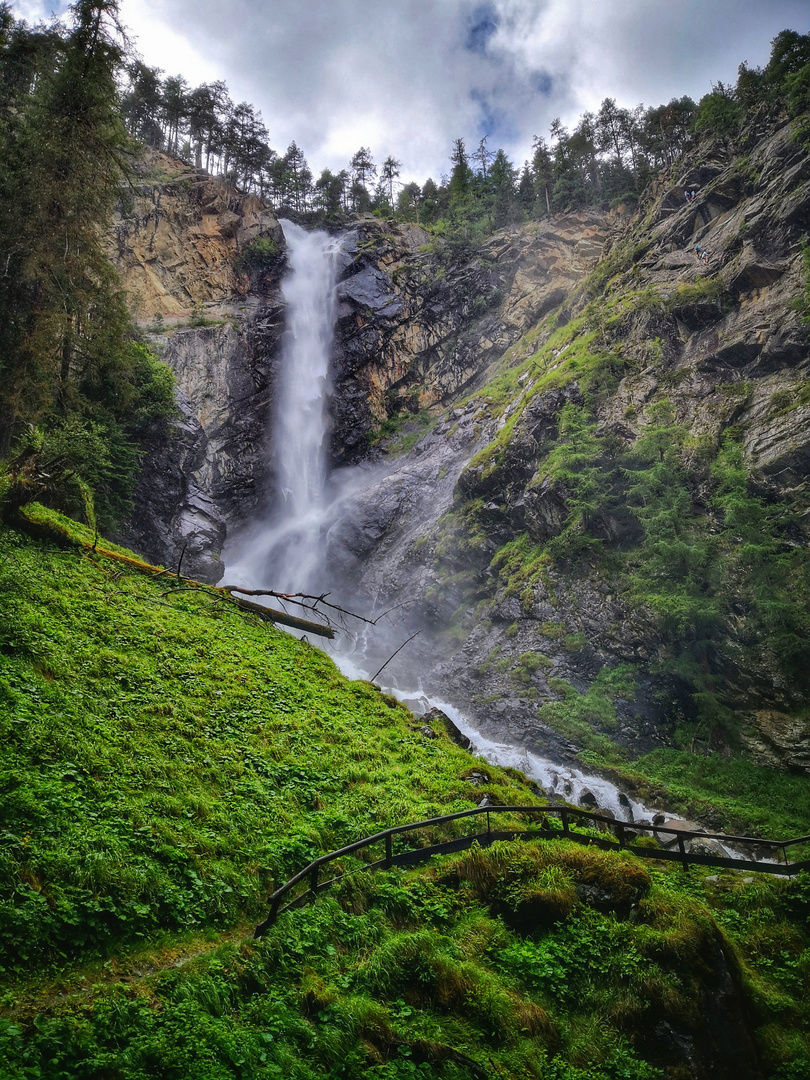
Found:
<box><xmin>223</xmin><ymin>222</ymin><xmax>730</xmax><ymax>840</ymax></box>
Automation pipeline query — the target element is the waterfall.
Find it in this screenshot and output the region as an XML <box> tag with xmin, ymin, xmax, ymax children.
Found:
<box><xmin>225</xmin><ymin>221</ymin><xmax>345</xmax><ymax>592</ymax></box>
<box><xmin>222</xmin><ymin>221</ymin><xmax>684</xmax><ymax>832</ymax></box>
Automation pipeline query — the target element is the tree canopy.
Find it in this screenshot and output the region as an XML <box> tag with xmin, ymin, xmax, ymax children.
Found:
<box><xmin>0</xmin><ymin>1</ymin><xmax>175</xmax><ymax>527</ymax></box>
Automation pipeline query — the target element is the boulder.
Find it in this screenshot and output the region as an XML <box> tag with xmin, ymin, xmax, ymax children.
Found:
<box><xmin>656</xmin><ymin>819</ymin><xmax>703</xmax><ymax>848</ymax></box>
<box><xmin>423</xmin><ymin>707</ymin><xmax>472</xmax><ymax>750</ymax></box>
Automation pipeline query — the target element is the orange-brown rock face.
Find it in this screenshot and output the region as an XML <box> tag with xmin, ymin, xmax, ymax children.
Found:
<box><xmin>108</xmin><ymin>148</ymin><xmax>281</xmax><ymax>322</ymax></box>
<box><xmin>109</xmin><ymin>150</ymin><xmax>285</xmax><ymax>582</ymax></box>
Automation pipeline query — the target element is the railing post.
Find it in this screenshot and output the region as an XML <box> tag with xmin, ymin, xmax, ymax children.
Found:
<box><xmin>617</xmin><ymin>823</ymin><xmax>626</xmax><ymax>849</ymax></box>
<box><xmin>254</xmin><ymin>894</ymin><xmax>282</xmax><ymax>938</ymax></box>
<box><xmin>310</xmin><ymin>865</ymin><xmax>319</xmax><ymax>893</ymax></box>
<box><xmin>561</xmin><ymin>808</ymin><xmax>569</xmax><ymax>836</ymax></box>
<box><xmin>677</xmin><ymin>834</ymin><xmax>689</xmax><ymax>873</ymax></box>
<box><xmin>487</xmin><ymin>810</ymin><xmax>491</xmax><ymax>844</ymax></box>
<box><xmin>385</xmin><ymin>833</ymin><xmax>392</xmax><ymax>867</ymax></box>
<box><xmin>783</xmin><ymin>842</ymin><xmax>791</xmax><ymax>879</ymax></box>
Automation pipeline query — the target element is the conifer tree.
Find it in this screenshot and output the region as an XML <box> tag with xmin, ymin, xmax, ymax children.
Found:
<box><xmin>0</xmin><ymin>0</ymin><xmax>174</xmax><ymax>525</ymax></box>
<box><xmin>380</xmin><ymin>155</ymin><xmax>402</xmax><ymax>207</ymax></box>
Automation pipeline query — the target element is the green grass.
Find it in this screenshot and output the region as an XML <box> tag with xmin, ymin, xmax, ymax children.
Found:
<box><xmin>1</xmin><ymin>512</ymin><xmax>810</xmax><ymax>1077</ymax></box>
<box><xmin>621</xmin><ymin>750</ymin><xmax>810</xmax><ymax>841</ymax></box>
<box><xmin>2</xmin><ymin>841</ymin><xmax>808</xmax><ymax>1079</ymax></box>
<box><xmin>370</xmin><ymin>408</ymin><xmax>435</xmax><ymax>454</ymax></box>
<box><xmin>0</xmin><ymin>512</ymin><xmax>539</xmax><ymax>975</ymax></box>
<box><xmin>538</xmin><ymin>671</ymin><xmax>630</xmax><ymax>760</ymax></box>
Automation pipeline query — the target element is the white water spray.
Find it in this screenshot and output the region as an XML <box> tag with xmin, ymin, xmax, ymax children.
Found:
<box><xmin>226</xmin><ymin>221</ymin><xmax>345</xmax><ymax>592</ymax></box>
<box><xmin>222</xmin><ymin>221</ymin><xmax>728</xmax><ymax>841</ymax></box>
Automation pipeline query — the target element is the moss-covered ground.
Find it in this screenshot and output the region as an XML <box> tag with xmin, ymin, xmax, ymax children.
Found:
<box><xmin>1</xmin><ymin>512</ymin><xmax>809</xmax><ymax>1079</ymax></box>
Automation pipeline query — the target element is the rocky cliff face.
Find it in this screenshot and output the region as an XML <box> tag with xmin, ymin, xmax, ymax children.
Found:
<box><xmin>319</xmin><ymin>118</ymin><xmax>810</xmax><ymax>770</ymax></box>
<box><xmin>117</xmin><ymin>121</ymin><xmax>810</xmax><ymax>771</ymax></box>
<box><xmin>109</xmin><ymin>150</ymin><xmax>285</xmax><ymax>581</ymax></box>
<box><xmin>331</xmin><ymin>209</ymin><xmax>611</xmax><ymax>460</ymax></box>
<box><xmin>114</xmin><ymin>154</ymin><xmax>613</xmax><ymax>581</ymax></box>
<box><xmin>109</xmin><ymin>147</ymin><xmax>282</xmax><ymax>320</ymax></box>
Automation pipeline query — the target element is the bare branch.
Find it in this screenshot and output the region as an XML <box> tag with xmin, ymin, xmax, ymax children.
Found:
<box><xmin>220</xmin><ymin>585</ymin><xmax>414</xmax><ymax>627</ymax></box>
<box><xmin>371</xmin><ymin>630</ymin><xmax>422</xmax><ymax>683</ymax></box>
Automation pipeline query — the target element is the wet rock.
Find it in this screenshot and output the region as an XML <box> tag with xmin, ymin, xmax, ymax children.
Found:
<box><xmin>656</xmin><ymin>819</ymin><xmax>703</xmax><ymax>848</ymax></box>
<box><xmin>688</xmin><ymin>837</ymin><xmax>730</xmax><ymax>859</ymax></box>
<box><xmin>331</xmin><ymin>212</ymin><xmax>608</xmax><ymax>461</ymax></box>
<box><xmin>423</xmin><ymin>707</ymin><xmax>472</xmax><ymax>750</ymax></box>
<box><xmin>578</xmin><ymin>788</ymin><xmax>599</xmax><ymax>808</ymax></box>
<box><xmin>575</xmin><ymin>882</ymin><xmax>614</xmax><ymax>908</ymax></box>
<box><xmin>524</xmin><ymin>475</ymin><xmax>570</xmax><ymax>542</ymax></box>
<box><xmin>418</xmin><ymin>725</ymin><xmax>438</xmax><ymax>740</ymax></box>
<box><xmin>742</xmin><ymin>710</ymin><xmax>810</xmax><ymax>772</ymax></box>
<box><xmin>401</xmin><ymin>696</ymin><xmax>428</xmax><ymax>716</ymax></box>
<box><xmin>338</xmin><ymin>264</ymin><xmax>402</xmax><ymax>317</ymax></box>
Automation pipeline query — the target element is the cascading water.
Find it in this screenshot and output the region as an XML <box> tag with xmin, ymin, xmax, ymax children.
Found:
<box><xmin>225</xmin><ymin>221</ymin><xmax>345</xmax><ymax>592</ymax></box>
<box><xmin>223</xmin><ymin>221</ymin><xmax>702</xmax><ymax>833</ymax></box>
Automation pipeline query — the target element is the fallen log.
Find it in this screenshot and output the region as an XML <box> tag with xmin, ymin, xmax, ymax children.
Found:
<box><xmin>13</xmin><ymin>508</ymin><xmax>336</xmax><ymax>637</ymax></box>
<box><xmin>224</xmin><ymin>594</ymin><xmax>335</xmax><ymax>638</ymax></box>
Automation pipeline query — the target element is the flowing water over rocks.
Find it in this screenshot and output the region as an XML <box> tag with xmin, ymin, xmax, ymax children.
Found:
<box><xmin>122</xmin><ymin>120</ymin><xmax>810</xmax><ymax>829</ymax></box>
<box><xmin>221</xmin><ymin>217</ymin><xmax>693</xmax><ymax>833</ymax></box>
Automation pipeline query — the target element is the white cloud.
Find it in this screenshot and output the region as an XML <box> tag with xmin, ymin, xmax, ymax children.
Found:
<box><xmin>10</xmin><ymin>0</ymin><xmax>810</xmax><ymax>184</ymax></box>
<box><xmin>120</xmin><ymin>0</ymin><xmax>221</xmax><ymax>84</ymax></box>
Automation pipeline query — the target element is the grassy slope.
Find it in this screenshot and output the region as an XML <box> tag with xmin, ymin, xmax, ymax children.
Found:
<box><xmin>0</xmin><ymin>511</ymin><xmax>541</xmax><ymax>971</ymax></box>
<box><xmin>0</xmin><ymin>513</ymin><xmax>809</xmax><ymax>1079</ymax></box>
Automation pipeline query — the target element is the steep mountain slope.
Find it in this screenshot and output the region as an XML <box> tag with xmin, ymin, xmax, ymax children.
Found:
<box><xmin>323</xmin><ymin>116</ymin><xmax>810</xmax><ymax>782</ymax></box>
<box><xmin>115</xmin><ymin>158</ymin><xmax>614</xmax><ymax>582</ymax></box>
<box><xmin>114</xmin><ymin>118</ymin><xmax>810</xmax><ymax>787</ymax></box>
<box><xmin>1</xmin><ymin>511</ymin><xmax>809</xmax><ymax>1080</ymax></box>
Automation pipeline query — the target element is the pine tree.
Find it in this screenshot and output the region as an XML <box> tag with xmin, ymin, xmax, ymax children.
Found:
<box><xmin>0</xmin><ymin>1</ymin><xmax>174</xmax><ymax>525</ymax></box>
<box><xmin>380</xmin><ymin>155</ymin><xmax>402</xmax><ymax>207</ymax></box>
<box><xmin>448</xmin><ymin>137</ymin><xmax>473</xmax><ymax>205</ymax></box>
<box><xmin>349</xmin><ymin>147</ymin><xmax>376</xmax><ymax>211</ymax></box>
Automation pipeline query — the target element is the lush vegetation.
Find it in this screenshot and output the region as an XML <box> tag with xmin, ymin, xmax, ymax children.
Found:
<box><xmin>0</xmin><ymin>509</ymin><xmax>539</xmax><ymax>975</ymax></box>
<box><xmin>432</xmin><ymin>221</ymin><xmax>810</xmax><ymax>752</ymax></box>
<box><xmin>0</xmin><ymin>513</ymin><xmax>809</xmax><ymax>1078</ymax></box>
<box><xmin>0</xmin><ymin>1</ymin><xmax>175</xmax><ymax>529</ymax></box>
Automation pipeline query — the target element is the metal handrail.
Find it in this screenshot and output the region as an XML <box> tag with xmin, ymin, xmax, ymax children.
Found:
<box><xmin>254</xmin><ymin>803</ymin><xmax>809</xmax><ymax>936</ymax></box>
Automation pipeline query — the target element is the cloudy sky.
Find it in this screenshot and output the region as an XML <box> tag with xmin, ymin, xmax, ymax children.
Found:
<box><xmin>15</xmin><ymin>0</ymin><xmax>810</xmax><ymax>184</ymax></box>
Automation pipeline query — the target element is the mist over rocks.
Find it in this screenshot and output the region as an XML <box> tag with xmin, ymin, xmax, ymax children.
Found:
<box><xmin>117</xmin><ymin>111</ymin><xmax>810</xmax><ymax>767</ymax></box>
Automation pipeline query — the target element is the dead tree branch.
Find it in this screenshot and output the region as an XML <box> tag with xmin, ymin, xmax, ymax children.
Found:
<box><xmin>220</xmin><ymin>586</ymin><xmax>412</xmax><ymax>630</ymax></box>
<box><xmin>371</xmin><ymin>630</ymin><xmax>422</xmax><ymax>683</ymax></box>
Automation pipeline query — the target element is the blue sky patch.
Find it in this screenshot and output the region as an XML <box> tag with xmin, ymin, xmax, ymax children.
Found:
<box><xmin>531</xmin><ymin>70</ymin><xmax>554</xmax><ymax>96</ymax></box>
<box><xmin>466</xmin><ymin>4</ymin><xmax>499</xmax><ymax>55</ymax></box>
